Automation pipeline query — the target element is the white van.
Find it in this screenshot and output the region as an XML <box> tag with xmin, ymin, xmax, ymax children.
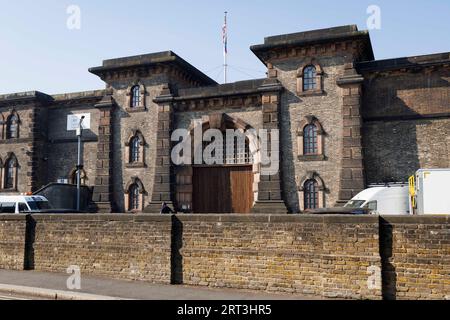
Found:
<box><xmin>0</xmin><ymin>195</ymin><xmax>51</xmax><ymax>214</ymax></box>
<box><xmin>344</xmin><ymin>185</ymin><xmax>411</xmax><ymax>215</ymax></box>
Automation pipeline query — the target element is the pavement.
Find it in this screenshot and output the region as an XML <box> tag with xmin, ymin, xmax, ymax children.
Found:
<box><xmin>0</xmin><ymin>270</ymin><xmax>320</xmax><ymax>300</ymax></box>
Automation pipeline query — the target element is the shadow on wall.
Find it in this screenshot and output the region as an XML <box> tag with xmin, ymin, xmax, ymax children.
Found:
<box><xmin>362</xmin><ymin>68</ymin><xmax>450</xmax><ymax>184</ymax></box>
<box><xmin>363</xmin><ymin>96</ymin><xmax>431</xmax><ymax>184</ymax></box>
<box><xmin>112</xmin><ymin>108</ymin><xmax>129</xmax><ymax>212</ymax></box>
<box><xmin>171</xmin><ymin>215</ymin><xmax>183</xmax><ymax>284</ymax></box>
<box><xmin>280</xmin><ymin>89</ymin><xmax>302</xmax><ymax>213</ymax></box>
<box><xmin>379</xmin><ymin>217</ymin><xmax>396</xmax><ymax>300</ymax></box>
<box><xmin>23</xmin><ymin>215</ymin><xmax>35</xmax><ymax>271</ymax></box>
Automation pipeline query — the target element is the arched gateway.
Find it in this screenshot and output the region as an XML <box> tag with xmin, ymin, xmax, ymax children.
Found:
<box><xmin>175</xmin><ymin>113</ymin><xmax>260</xmax><ymax>214</ymax></box>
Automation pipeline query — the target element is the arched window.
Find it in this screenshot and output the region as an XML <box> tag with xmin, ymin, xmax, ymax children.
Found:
<box><xmin>303</xmin><ymin>124</ymin><xmax>318</xmax><ymax>155</ymax></box>
<box><xmin>126</xmin><ymin>131</ymin><xmax>145</xmax><ymax>166</ymax></box>
<box><xmin>297</xmin><ymin>117</ymin><xmax>325</xmax><ymax>160</ymax></box>
<box><xmin>70</xmin><ymin>169</ymin><xmax>88</xmax><ymax>186</ymax></box>
<box><xmin>125</xmin><ymin>177</ymin><xmax>146</xmax><ymax>212</ymax></box>
<box><xmin>4</xmin><ymin>156</ymin><xmax>17</xmax><ymax>189</ymax></box>
<box><xmin>131</xmin><ymin>85</ymin><xmax>141</xmax><ymax>108</ymax></box>
<box><xmin>303</xmin><ymin>66</ymin><xmax>317</xmax><ymax>91</ymax></box>
<box><xmin>130</xmin><ymin>136</ymin><xmax>141</xmax><ymax>163</ymax></box>
<box><xmin>6</xmin><ymin>114</ymin><xmax>19</xmax><ymax>139</ymax></box>
<box><xmin>304</xmin><ymin>179</ymin><xmax>319</xmax><ymax>210</ymax></box>
<box><xmin>129</xmin><ymin>183</ymin><xmax>140</xmax><ymax>211</ymax></box>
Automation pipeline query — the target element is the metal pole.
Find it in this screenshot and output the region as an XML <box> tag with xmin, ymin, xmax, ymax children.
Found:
<box><xmin>76</xmin><ymin>116</ymin><xmax>85</xmax><ymax>212</ymax></box>
<box><xmin>223</xmin><ymin>11</ymin><xmax>228</xmax><ymax>84</ymax></box>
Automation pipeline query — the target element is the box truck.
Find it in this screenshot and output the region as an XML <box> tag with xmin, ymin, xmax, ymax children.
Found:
<box><xmin>409</xmin><ymin>169</ymin><xmax>450</xmax><ymax>215</ymax></box>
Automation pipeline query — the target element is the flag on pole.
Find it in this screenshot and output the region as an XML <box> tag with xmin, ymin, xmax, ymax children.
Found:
<box><xmin>222</xmin><ymin>12</ymin><xmax>228</xmax><ymax>56</ymax></box>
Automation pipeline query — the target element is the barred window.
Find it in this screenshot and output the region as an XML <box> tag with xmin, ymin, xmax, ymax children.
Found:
<box><xmin>130</xmin><ymin>136</ymin><xmax>141</xmax><ymax>163</ymax></box>
<box><xmin>202</xmin><ymin>132</ymin><xmax>253</xmax><ymax>165</ymax></box>
<box><xmin>129</xmin><ymin>184</ymin><xmax>140</xmax><ymax>211</ymax></box>
<box><xmin>131</xmin><ymin>85</ymin><xmax>141</xmax><ymax>108</ymax></box>
<box><xmin>6</xmin><ymin>114</ymin><xmax>19</xmax><ymax>139</ymax></box>
<box><xmin>303</xmin><ymin>65</ymin><xmax>317</xmax><ymax>91</ymax></box>
<box><xmin>304</xmin><ymin>179</ymin><xmax>319</xmax><ymax>210</ymax></box>
<box><xmin>303</xmin><ymin>124</ymin><xmax>318</xmax><ymax>155</ymax></box>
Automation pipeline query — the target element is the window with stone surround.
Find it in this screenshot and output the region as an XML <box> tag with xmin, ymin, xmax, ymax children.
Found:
<box><xmin>124</xmin><ymin>177</ymin><xmax>146</xmax><ymax>212</ymax></box>
<box><xmin>297</xmin><ymin>61</ymin><xmax>324</xmax><ymax>96</ymax></box>
<box><xmin>126</xmin><ymin>82</ymin><xmax>146</xmax><ymax>111</ymax></box>
<box><xmin>303</xmin><ymin>124</ymin><xmax>318</xmax><ymax>155</ymax></box>
<box><xmin>303</xmin><ymin>66</ymin><xmax>317</xmax><ymax>91</ymax></box>
<box><xmin>69</xmin><ymin>168</ymin><xmax>88</xmax><ymax>186</ymax></box>
<box><xmin>130</xmin><ymin>136</ymin><xmax>141</xmax><ymax>163</ymax></box>
<box><xmin>3</xmin><ymin>154</ymin><xmax>18</xmax><ymax>190</ymax></box>
<box><xmin>298</xmin><ymin>172</ymin><xmax>326</xmax><ymax>211</ymax></box>
<box><xmin>6</xmin><ymin>112</ymin><xmax>19</xmax><ymax>139</ymax></box>
<box><xmin>131</xmin><ymin>85</ymin><xmax>141</xmax><ymax>108</ymax></box>
<box><xmin>303</xmin><ymin>179</ymin><xmax>318</xmax><ymax>210</ymax></box>
<box><xmin>297</xmin><ymin>116</ymin><xmax>325</xmax><ymax>161</ymax></box>
<box><xmin>125</xmin><ymin>130</ymin><xmax>146</xmax><ymax>167</ymax></box>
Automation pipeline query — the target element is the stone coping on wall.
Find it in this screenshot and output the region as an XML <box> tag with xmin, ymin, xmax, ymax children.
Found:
<box><xmin>2</xmin><ymin>214</ymin><xmax>448</xmax><ymax>224</ymax></box>
<box><xmin>28</xmin><ymin>214</ymin><xmax>172</xmax><ymax>222</ymax></box>
<box><xmin>0</xmin><ymin>215</ymin><xmax>28</xmax><ymax>221</ymax></box>
<box><xmin>380</xmin><ymin>215</ymin><xmax>449</xmax><ymax>224</ymax></box>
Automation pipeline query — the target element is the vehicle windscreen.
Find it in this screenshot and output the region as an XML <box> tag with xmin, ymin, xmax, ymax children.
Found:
<box><xmin>27</xmin><ymin>201</ymin><xmax>51</xmax><ymax>211</ymax></box>
<box><xmin>344</xmin><ymin>200</ymin><xmax>366</xmax><ymax>208</ymax></box>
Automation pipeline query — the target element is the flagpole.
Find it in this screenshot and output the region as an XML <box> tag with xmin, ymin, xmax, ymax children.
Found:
<box><xmin>223</xmin><ymin>11</ymin><xmax>228</xmax><ymax>84</ymax></box>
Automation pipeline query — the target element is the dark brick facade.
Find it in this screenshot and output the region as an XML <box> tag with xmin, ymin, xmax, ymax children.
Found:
<box><xmin>0</xmin><ymin>25</ymin><xmax>448</xmax><ymax>213</ymax></box>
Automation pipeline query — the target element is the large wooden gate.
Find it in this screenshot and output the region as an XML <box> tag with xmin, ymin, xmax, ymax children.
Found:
<box><xmin>193</xmin><ymin>166</ymin><xmax>254</xmax><ymax>213</ymax></box>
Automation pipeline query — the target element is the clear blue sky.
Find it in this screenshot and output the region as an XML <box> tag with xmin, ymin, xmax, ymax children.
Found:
<box><xmin>1</xmin><ymin>0</ymin><xmax>449</xmax><ymax>94</ymax></box>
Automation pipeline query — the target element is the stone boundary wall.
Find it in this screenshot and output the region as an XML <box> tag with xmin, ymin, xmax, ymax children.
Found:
<box><xmin>380</xmin><ymin>216</ymin><xmax>450</xmax><ymax>300</ymax></box>
<box><xmin>30</xmin><ymin>215</ymin><xmax>172</xmax><ymax>284</ymax></box>
<box><xmin>0</xmin><ymin>215</ymin><xmax>27</xmax><ymax>270</ymax></box>
<box><xmin>174</xmin><ymin>215</ymin><xmax>381</xmax><ymax>299</ymax></box>
<box><xmin>0</xmin><ymin>214</ymin><xmax>448</xmax><ymax>300</ymax></box>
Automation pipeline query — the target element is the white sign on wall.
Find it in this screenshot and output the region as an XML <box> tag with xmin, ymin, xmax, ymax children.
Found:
<box><xmin>67</xmin><ymin>113</ymin><xmax>91</xmax><ymax>131</ymax></box>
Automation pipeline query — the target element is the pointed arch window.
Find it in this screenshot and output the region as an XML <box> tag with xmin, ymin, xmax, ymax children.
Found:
<box><xmin>129</xmin><ymin>183</ymin><xmax>140</xmax><ymax>211</ymax></box>
<box><xmin>130</xmin><ymin>136</ymin><xmax>141</xmax><ymax>163</ymax></box>
<box><xmin>303</xmin><ymin>124</ymin><xmax>318</xmax><ymax>155</ymax></box>
<box><xmin>125</xmin><ymin>177</ymin><xmax>146</xmax><ymax>212</ymax></box>
<box><xmin>303</xmin><ymin>179</ymin><xmax>319</xmax><ymax>210</ymax></box>
<box><xmin>126</xmin><ymin>131</ymin><xmax>146</xmax><ymax>167</ymax></box>
<box><xmin>70</xmin><ymin>168</ymin><xmax>88</xmax><ymax>186</ymax></box>
<box><xmin>4</xmin><ymin>155</ymin><xmax>18</xmax><ymax>190</ymax></box>
<box><xmin>6</xmin><ymin>113</ymin><xmax>19</xmax><ymax>139</ymax></box>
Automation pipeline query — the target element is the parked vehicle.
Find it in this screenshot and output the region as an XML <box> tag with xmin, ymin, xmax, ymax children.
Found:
<box><xmin>344</xmin><ymin>184</ymin><xmax>410</xmax><ymax>215</ymax></box>
<box><xmin>0</xmin><ymin>195</ymin><xmax>52</xmax><ymax>214</ymax></box>
<box><xmin>409</xmin><ymin>169</ymin><xmax>450</xmax><ymax>215</ymax></box>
